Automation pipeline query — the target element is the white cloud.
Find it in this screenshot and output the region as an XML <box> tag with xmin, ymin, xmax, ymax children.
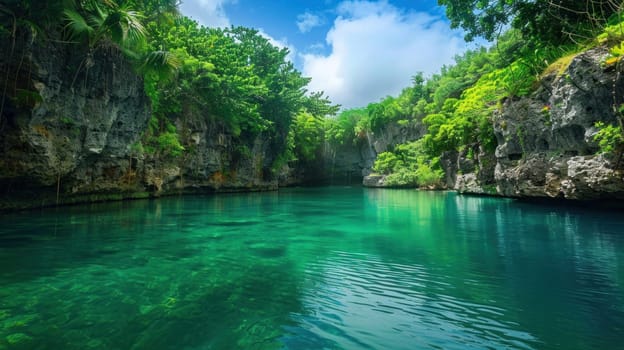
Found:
<box><xmin>179</xmin><ymin>0</ymin><xmax>236</xmax><ymax>28</ymax></box>
<box><xmin>307</xmin><ymin>42</ymin><xmax>326</xmax><ymax>53</ymax></box>
<box><xmin>297</xmin><ymin>12</ymin><xmax>324</xmax><ymax>33</ymax></box>
<box><xmin>302</xmin><ymin>0</ymin><xmax>466</xmax><ymax>109</ymax></box>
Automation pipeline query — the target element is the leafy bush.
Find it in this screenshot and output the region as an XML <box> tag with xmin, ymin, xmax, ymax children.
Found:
<box><xmin>414</xmin><ymin>159</ymin><xmax>444</xmax><ymax>187</ymax></box>
<box><xmin>385</xmin><ymin>169</ymin><xmax>418</xmax><ymax>187</ymax></box>
<box><xmin>594</xmin><ymin>121</ymin><xmax>624</xmax><ymax>156</ymax></box>
<box><xmin>372</xmin><ymin>140</ymin><xmax>444</xmax><ymax>188</ymax></box>
<box><xmin>373</xmin><ymin>152</ymin><xmax>404</xmax><ymax>175</ymax></box>
<box><xmin>143</xmin><ymin>116</ymin><xmax>185</xmax><ymax>158</ymax></box>
<box><xmin>381</xmin><ymin>159</ymin><xmax>443</xmax><ymax>188</ymax></box>
<box><xmin>290</xmin><ymin>110</ymin><xmax>324</xmax><ymax>161</ymax></box>
<box><xmin>156</xmin><ymin>132</ymin><xmax>185</xmax><ymax>157</ymax></box>
<box><xmin>597</xmin><ymin>15</ymin><xmax>624</xmax><ymax>46</ymax></box>
<box><xmin>325</xmin><ymin>108</ymin><xmax>368</xmax><ymax>146</ymax></box>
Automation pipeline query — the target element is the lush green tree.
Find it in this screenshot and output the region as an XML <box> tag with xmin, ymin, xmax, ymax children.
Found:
<box><xmin>63</xmin><ymin>0</ymin><xmax>147</xmax><ymax>50</ymax></box>
<box><xmin>287</xmin><ymin>92</ymin><xmax>339</xmax><ymax>163</ymax></box>
<box><xmin>143</xmin><ymin>17</ymin><xmax>340</xmax><ymax>169</ymax></box>
<box><xmin>438</xmin><ymin>0</ymin><xmax>621</xmax><ymax>44</ymax></box>
<box><xmin>373</xmin><ymin>152</ymin><xmax>404</xmax><ymax>175</ymax></box>
<box><xmin>302</xmin><ymin>91</ymin><xmax>340</xmax><ymax>118</ymax></box>
<box><xmin>124</xmin><ymin>0</ymin><xmax>180</xmax><ymax>22</ymax></box>
<box><xmin>290</xmin><ymin>110</ymin><xmax>325</xmax><ymax>161</ymax></box>
<box><xmin>372</xmin><ymin>140</ymin><xmax>443</xmax><ymax>188</ymax></box>
<box><xmin>325</xmin><ymin>108</ymin><xmax>368</xmax><ymax>146</ymax></box>
<box><xmin>1</xmin><ymin>0</ymin><xmax>339</xmax><ymax>172</ymax></box>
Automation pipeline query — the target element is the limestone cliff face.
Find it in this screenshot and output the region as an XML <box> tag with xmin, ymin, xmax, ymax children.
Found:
<box><xmin>0</xmin><ymin>37</ymin><xmax>278</xmax><ymax>209</ymax></box>
<box><xmin>164</xmin><ymin>118</ymin><xmax>278</xmax><ymax>193</ymax></box>
<box><xmin>322</xmin><ymin>120</ymin><xmax>426</xmax><ymax>184</ymax></box>
<box><xmin>0</xmin><ymin>37</ymin><xmax>151</xmax><ymax>208</ymax></box>
<box><xmin>454</xmin><ymin>47</ymin><xmax>624</xmax><ymax>200</ymax></box>
<box><xmin>3</xmin><ymin>35</ymin><xmax>622</xmax><ymax>208</ymax></box>
<box><xmin>359</xmin><ymin>47</ymin><xmax>624</xmax><ymax>200</ymax></box>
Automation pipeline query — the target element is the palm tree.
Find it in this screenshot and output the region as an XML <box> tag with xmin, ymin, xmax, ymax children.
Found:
<box><xmin>63</xmin><ymin>0</ymin><xmax>179</xmax><ymax>84</ymax></box>
<box><xmin>126</xmin><ymin>0</ymin><xmax>181</xmax><ymax>24</ymax></box>
<box><xmin>63</xmin><ymin>0</ymin><xmax>146</xmax><ymax>50</ymax></box>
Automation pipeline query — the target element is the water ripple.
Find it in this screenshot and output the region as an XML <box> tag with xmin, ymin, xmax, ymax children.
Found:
<box><xmin>292</xmin><ymin>251</ymin><xmax>539</xmax><ymax>349</ymax></box>
<box><xmin>1</xmin><ymin>188</ymin><xmax>623</xmax><ymax>350</ymax></box>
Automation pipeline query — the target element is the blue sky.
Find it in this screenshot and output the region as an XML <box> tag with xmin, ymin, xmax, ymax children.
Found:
<box><xmin>179</xmin><ymin>0</ymin><xmax>476</xmax><ymax>109</ymax></box>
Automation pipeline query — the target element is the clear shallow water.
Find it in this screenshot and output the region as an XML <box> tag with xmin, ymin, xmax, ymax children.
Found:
<box><xmin>0</xmin><ymin>187</ymin><xmax>623</xmax><ymax>350</ymax></box>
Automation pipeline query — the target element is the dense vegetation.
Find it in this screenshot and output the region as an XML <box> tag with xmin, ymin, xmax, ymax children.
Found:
<box><xmin>0</xmin><ymin>0</ymin><xmax>338</xmax><ymax>177</ymax></box>
<box><xmin>317</xmin><ymin>1</ymin><xmax>624</xmax><ymax>187</ymax></box>
<box><xmin>2</xmin><ymin>0</ymin><xmax>623</xmax><ymax>188</ymax></box>
<box><xmin>439</xmin><ymin>0</ymin><xmax>621</xmax><ymax>45</ymax></box>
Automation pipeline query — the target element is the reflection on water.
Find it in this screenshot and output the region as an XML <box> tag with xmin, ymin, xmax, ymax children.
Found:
<box><xmin>288</xmin><ymin>251</ymin><xmax>537</xmax><ymax>350</ymax></box>
<box><xmin>0</xmin><ymin>187</ymin><xmax>623</xmax><ymax>349</ymax></box>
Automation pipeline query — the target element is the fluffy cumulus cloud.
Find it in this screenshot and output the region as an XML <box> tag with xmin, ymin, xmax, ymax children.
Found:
<box><xmin>302</xmin><ymin>0</ymin><xmax>466</xmax><ymax>109</ymax></box>
<box><xmin>179</xmin><ymin>0</ymin><xmax>236</xmax><ymax>28</ymax></box>
<box><xmin>297</xmin><ymin>12</ymin><xmax>324</xmax><ymax>33</ymax></box>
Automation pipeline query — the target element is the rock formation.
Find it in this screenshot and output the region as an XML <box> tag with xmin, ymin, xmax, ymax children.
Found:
<box><xmin>0</xmin><ymin>37</ymin><xmax>279</xmax><ymax>209</ymax></box>
<box><xmin>488</xmin><ymin>47</ymin><xmax>624</xmax><ymax>200</ymax></box>
<box><xmin>363</xmin><ymin>47</ymin><xmax>624</xmax><ymax>201</ymax></box>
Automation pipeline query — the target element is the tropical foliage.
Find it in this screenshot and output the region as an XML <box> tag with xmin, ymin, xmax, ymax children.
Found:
<box><xmin>323</xmin><ymin>4</ymin><xmax>624</xmax><ymax>185</ymax></box>
<box><xmin>594</xmin><ymin>121</ymin><xmax>624</xmax><ymax>162</ymax></box>
<box><xmin>1</xmin><ymin>0</ymin><xmax>338</xmax><ymax>174</ymax></box>
<box><xmin>438</xmin><ymin>0</ymin><xmax>622</xmax><ymax>45</ymax></box>
<box><xmin>4</xmin><ymin>0</ymin><xmax>624</xmax><ymax>184</ymax></box>
<box><xmin>372</xmin><ymin>141</ymin><xmax>443</xmax><ymax>188</ymax></box>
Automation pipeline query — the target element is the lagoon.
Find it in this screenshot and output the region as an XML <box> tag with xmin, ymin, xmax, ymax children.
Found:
<box><xmin>0</xmin><ymin>187</ymin><xmax>623</xmax><ymax>349</ymax></box>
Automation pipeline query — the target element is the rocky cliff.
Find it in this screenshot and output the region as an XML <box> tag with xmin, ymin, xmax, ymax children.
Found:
<box><xmin>451</xmin><ymin>47</ymin><xmax>624</xmax><ymax>200</ymax></box>
<box><xmin>0</xmin><ymin>36</ymin><xmax>280</xmax><ymax>210</ymax></box>
<box><xmin>3</xmin><ymin>35</ymin><xmax>622</xmax><ymax>209</ymax></box>
<box><xmin>361</xmin><ymin>47</ymin><xmax>624</xmax><ymax>201</ymax></box>
<box><xmin>321</xmin><ymin>120</ymin><xmax>426</xmax><ymax>184</ymax></box>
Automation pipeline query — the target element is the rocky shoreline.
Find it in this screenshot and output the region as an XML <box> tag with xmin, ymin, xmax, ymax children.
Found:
<box><xmin>1</xmin><ymin>36</ymin><xmax>623</xmax><ymax>210</ymax></box>
<box><xmin>363</xmin><ymin>47</ymin><xmax>624</xmax><ymax>201</ymax></box>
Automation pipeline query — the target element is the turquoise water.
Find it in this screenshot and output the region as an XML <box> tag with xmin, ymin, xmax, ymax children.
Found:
<box><xmin>0</xmin><ymin>187</ymin><xmax>623</xmax><ymax>349</ymax></box>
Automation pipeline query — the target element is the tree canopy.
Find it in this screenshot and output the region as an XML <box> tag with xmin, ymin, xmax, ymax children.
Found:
<box><xmin>1</xmin><ymin>0</ymin><xmax>339</xmax><ymax>172</ymax></box>
<box><xmin>438</xmin><ymin>0</ymin><xmax>622</xmax><ymax>44</ymax></box>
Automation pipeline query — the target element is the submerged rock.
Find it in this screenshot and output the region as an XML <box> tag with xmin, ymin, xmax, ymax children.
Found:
<box><xmin>6</xmin><ymin>332</ymin><xmax>34</xmax><ymax>346</ymax></box>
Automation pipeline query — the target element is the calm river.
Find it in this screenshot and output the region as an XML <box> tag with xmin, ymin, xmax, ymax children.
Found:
<box><xmin>0</xmin><ymin>187</ymin><xmax>622</xmax><ymax>349</ymax></box>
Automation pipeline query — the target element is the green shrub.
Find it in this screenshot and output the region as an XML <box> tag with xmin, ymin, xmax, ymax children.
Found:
<box><xmin>373</xmin><ymin>152</ymin><xmax>404</xmax><ymax>175</ymax></box>
<box><xmin>415</xmin><ymin>159</ymin><xmax>444</xmax><ymax>187</ymax></box>
<box><xmin>143</xmin><ymin>117</ymin><xmax>185</xmax><ymax>158</ymax></box>
<box><xmin>156</xmin><ymin>132</ymin><xmax>185</xmax><ymax>157</ymax></box>
<box><xmin>594</xmin><ymin>121</ymin><xmax>623</xmax><ymax>155</ymax></box>
<box><xmin>372</xmin><ymin>140</ymin><xmax>444</xmax><ymax>187</ymax></box>
<box><xmin>385</xmin><ymin>169</ymin><xmax>418</xmax><ymax>187</ymax></box>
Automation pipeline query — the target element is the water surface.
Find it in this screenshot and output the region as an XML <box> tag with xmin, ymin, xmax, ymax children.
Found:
<box><xmin>0</xmin><ymin>187</ymin><xmax>623</xmax><ymax>349</ymax></box>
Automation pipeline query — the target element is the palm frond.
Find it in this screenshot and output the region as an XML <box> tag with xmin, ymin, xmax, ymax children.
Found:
<box><xmin>98</xmin><ymin>6</ymin><xmax>146</xmax><ymax>48</ymax></box>
<box><xmin>91</xmin><ymin>1</ymin><xmax>108</xmax><ymax>26</ymax></box>
<box><xmin>63</xmin><ymin>9</ymin><xmax>93</xmax><ymax>42</ymax></box>
<box><xmin>86</xmin><ymin>10</ymin><xmax>105</xmax><ymax>28</ymax></box>
<box><xmin>139</xmin><ymin>50</ymin><xmax>182</xmax><ymax>81</ymax></box>
<box><xmin>122</xmin><ymin>10</ymin><xmax>147</xmax><ymax>47</ymax></box>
